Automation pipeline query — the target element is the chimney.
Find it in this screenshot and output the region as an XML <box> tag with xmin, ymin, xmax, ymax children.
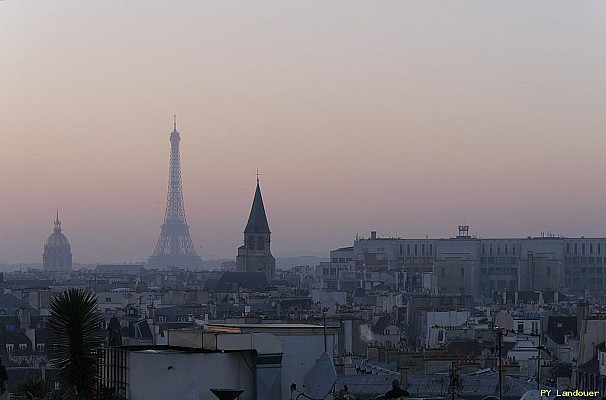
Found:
<box><xmin>371</xmin><ymin>231</ymin><xmax>377</xmax><ymax>240</ymax></box>
<box><xmin>17</xmin><ymin>307</ymin><xmax>31</xmax><ymax>330</ymax></box>
<box><xmin>400</xmin><ymin>367</ymin><xmax>409</xmax><ymax>388</ymax></box>
<box><xmin>577</xmin><ymin>299</ymin><xmax>589</xmax><ymax>337</ymax></box>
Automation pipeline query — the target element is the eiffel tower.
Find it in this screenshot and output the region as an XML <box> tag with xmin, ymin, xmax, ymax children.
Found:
<box><xmin>148</xmin><ymin>117</ymin><xmax>202</xmax><ymax>269</ymax></box>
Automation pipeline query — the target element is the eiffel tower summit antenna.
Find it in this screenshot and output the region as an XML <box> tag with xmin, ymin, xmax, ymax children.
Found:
<box><xmin>148</xmin><ymin>117</ymin><xmax>202</xmax><ymax>269</ymax></box>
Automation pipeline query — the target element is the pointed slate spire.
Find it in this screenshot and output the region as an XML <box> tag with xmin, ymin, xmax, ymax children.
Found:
<box><xmin>54</xmin><ymin>210</ymin><xmax>61</xmax><ymax>233</ymax></box>
<box><xmin>244</xmin><ymin>178</ymin><xmax>271</xmax><ymax>233</ymax></box>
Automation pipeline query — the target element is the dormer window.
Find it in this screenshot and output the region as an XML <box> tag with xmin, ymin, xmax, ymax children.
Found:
<box><xmin>6</xmin><ymin>344</ymin><xmax>13</xmax><ymax>354</ymax></box>
<box><xmin>19</xmin><ymin>343</ymin><xmax>27</xmax><ymax>350</ymax></box>
<box><xmin>257</xmin><ymin>237</ymin><xmax>265</xmax><ymax>250</ymax></box>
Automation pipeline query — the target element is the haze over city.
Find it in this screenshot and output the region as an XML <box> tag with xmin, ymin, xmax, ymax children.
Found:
<box><xmin>2</xmin><ymin>1</ymin><xmax>606</xmax><ymax>264</ymax></box>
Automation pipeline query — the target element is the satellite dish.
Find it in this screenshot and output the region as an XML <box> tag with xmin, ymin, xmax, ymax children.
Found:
<box><xmin>304</xmin><ymin>352</ymin><xmax>337</xmax><ymax>399</ymax></box>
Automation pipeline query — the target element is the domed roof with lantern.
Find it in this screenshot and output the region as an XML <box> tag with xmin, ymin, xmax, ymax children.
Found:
<box><xmin>45</xmin><ymin>211</ymin><xmax>71</xmax><ymax>248</ymax></box>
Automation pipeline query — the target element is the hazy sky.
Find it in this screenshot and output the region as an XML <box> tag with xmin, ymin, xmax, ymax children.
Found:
<box><xmin>2</xmin><ymin>1</ymin><xmax>606</xmax><ymax>264</ymax></box>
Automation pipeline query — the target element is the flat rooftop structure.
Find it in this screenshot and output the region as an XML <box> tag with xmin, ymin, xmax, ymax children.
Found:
<box><xmin>114</xmin><ymin>345</ymin><xmax>218</xmax><ymax>353</ymax></box>
<box><xmin>206</xmin><ymin>323</ymin><xmax>340</xmax><ymax>335</ymax></box>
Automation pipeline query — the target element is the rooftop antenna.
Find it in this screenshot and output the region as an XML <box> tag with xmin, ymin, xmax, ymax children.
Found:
<box><xmin>173</xmin><ymin>115</ymin><xmax>177</xmax><ymax>131</ymax></box>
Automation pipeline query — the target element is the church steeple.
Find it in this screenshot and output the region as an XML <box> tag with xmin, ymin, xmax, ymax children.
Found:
<box><xmin>236</xmin><ymin>174</ymin><xmax>275</xmax><ymax>279</ymax></box>
<box><xmin>244</xmin><ymin>176</ymin><xmax>271</xmax><ymax>234</ymax></box>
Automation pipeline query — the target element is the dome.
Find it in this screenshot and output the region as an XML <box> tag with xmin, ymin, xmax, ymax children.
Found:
<box><xmin>44</xmin><ymin>212</ymin><xmax>71</xmax><ymax>248</ymax></box>
<box><xmin>43</xmin><ymin>211</ymin><xmax>73</xmax><ymax>271</ymax></box>
<box><xmin>45</xmin><ymin>231</ymin><xmax>70</xmax><ymax>247</ymax></box>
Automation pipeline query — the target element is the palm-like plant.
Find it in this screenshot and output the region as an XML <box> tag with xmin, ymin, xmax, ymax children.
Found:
<box><xmin>14</xmin><ymin>377</ymin><xmax>49</xmax><ymax>399</ymax></box>
<box><xmin>48</xmin><ymin>288</ymin><xmax>103</xmax><ymax>399</ymax></box>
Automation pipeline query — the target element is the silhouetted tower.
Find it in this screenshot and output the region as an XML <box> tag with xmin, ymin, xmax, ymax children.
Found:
<box><xmin>236</xmin><ymin>173</ymin><xmax>275</xmax><ymax>279</ymax></box>
<box><xmin>43</xmin><ymin>210</ymin><xmax>72</xmax><ymax>271</ymax></box>
<box><xmin>148</xmin><ymin>117</ymin><xmax>202</xmax><ymax>269</ymax></box>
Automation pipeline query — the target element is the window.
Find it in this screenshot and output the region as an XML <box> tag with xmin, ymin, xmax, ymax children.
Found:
<box><xmin>517</xmin><ymin>322</ymin><xmax>524</xmax><ymax>334</ymax></box>
<box><xmin>407</xmin><ymin>244</ymin><xmax>410</xmax><ymax>256</ymax></box>
<box><xmin>105</xmin><ymin>297</ymin><xmax>111</xmax><ymax>302</ymax></box>
<box><xmin>582</xmin><ymin>243</ymin><xmax>586</xmax><ymax>255</ymax></box>
<box><xmin>547</xmin><ymin>267</ymin><xmax>551</xmax><ymax>278</ymax></box>
<box><xmin>460</xmin><ymin>268</ymin><xmax>465</xmax><ymax>278</ymax></box>
<box><xmin>513</xmin><ymin>246</ymin><xmax>516</xmax><ymax>255</ymax></box>
<box><xmin>257</xmin><ymin>236</ymin><xmax>265</xmax><ymax>250</ymax></box>
<box><xmin>414</xmin><ymin>245</ymin><xmax>418</xmax><ymax>256</ymax></box>
<box><xmin>441</xmin><ymin>268</ymin><xmax>446</xmax><ymax>277</ymax></box>
<box><xmin>37</xmin><ymin>344</ymin><xmax>45</xmax><ymax>352</ymax></box>
<box><xmin>490</xmin><ymin>245</ymin><xmax>493</xmax><ymax>255</ymax></box>
<box><xmin>19</xmin><ymin>343</ymin><xmax>26</xmax><ymax>350</ymax></box>
<box><xmin>248</xmin><ymin>236</ymin><xmax>255</xmax><ymax>249</ymax></box>
<box><xmin>422</xmin><ymin>244</ymin><xmax>425</xmax><ymax>256</ymax></box>
<box><xmin>158</xmin><ymin>316</ymin><xmax>167</xmax><ymax>323</ymax></box>
<box><xmin>590</xmin><ymin>243</ymin><xmax>593</xmax><ymax>255</ymax></box>
<box><xmin>177</xmin><ymin>316</ymin><xmax>186</xmax><ymax>322</ymax></box>
<box><xmin>497</xmin><ymin>245</ymin><xmax>500</xmax><ymax>255</ymax></box>
<box><xmin>482</xmin><ymin>245</ymin><xmax>485</xmax><ymax>255</ymax></box>
<box><xmin>429</xmin><ymin>244</ymin><xmax>433</xmax><ymax>255</ymax></box>
<box><xmin>6</xmin><ymin>344</ymin><xmax>13</xmax><ymax>354</ymax></box>
<box><xmin>505</xmin><ymin>245</ymin><xmax>508</xmax><ymax>255</ymax></box>
<box><xmin>575</xmin><ymin>243</ymin><xmax>578</xmax><ymax>255</ymax></box>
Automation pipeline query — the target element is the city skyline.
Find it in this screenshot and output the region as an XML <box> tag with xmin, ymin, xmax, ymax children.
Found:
<box><xmin>2</xmin><ymin>1</ymin><xmax>606</xmax><ymax>263</ymax></box>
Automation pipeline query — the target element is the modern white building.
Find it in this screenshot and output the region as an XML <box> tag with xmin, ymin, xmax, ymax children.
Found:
<box><xmin>100</xmin><ymin>323</ymin><xmax>340</xmax><ymax>400</ymax></box>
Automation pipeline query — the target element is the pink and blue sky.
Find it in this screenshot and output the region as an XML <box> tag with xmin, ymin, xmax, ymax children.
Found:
<box><xmin>1</xmin><ymin>1</ymin><xmax>606</xmax><ymax>263</ymax></box>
